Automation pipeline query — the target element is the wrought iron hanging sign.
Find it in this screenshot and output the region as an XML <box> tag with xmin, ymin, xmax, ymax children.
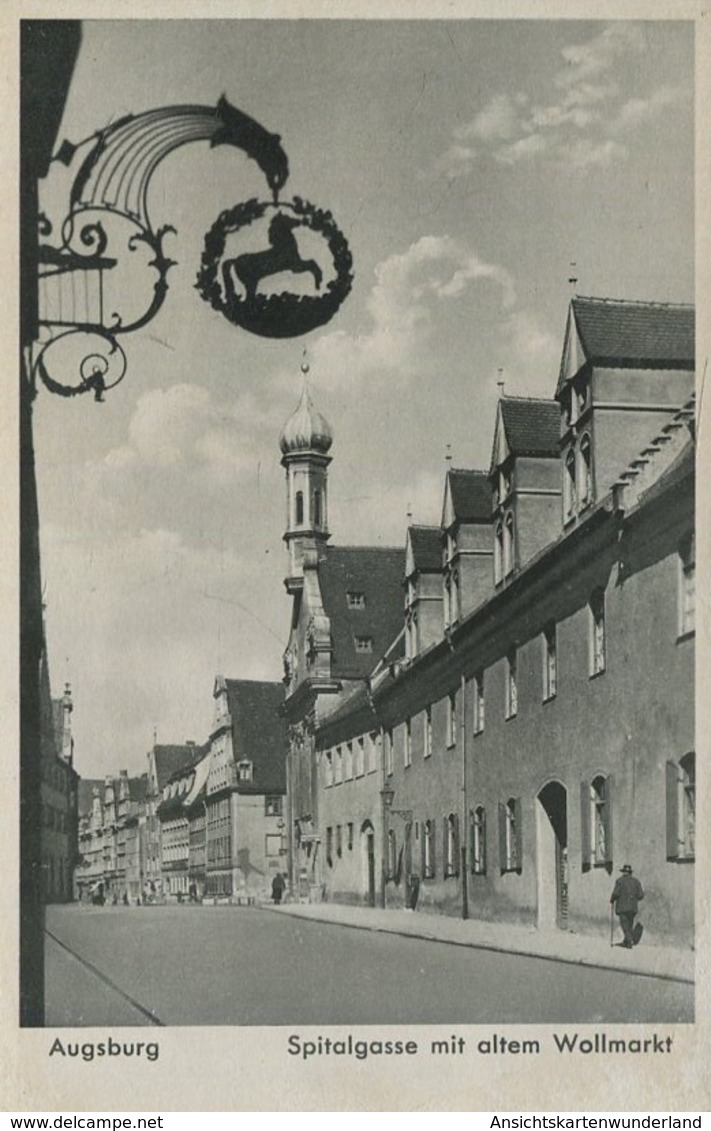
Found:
<box><xmin>33</xmin><ymin>96</ymin><xmax>353</xmax><ymax>399</ymax></box>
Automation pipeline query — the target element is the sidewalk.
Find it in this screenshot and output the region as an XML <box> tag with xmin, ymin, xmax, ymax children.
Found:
<box><xmin>266</xmin><ymin>900</ymin><xmax>694</xmax><ymax>985</ymax></box>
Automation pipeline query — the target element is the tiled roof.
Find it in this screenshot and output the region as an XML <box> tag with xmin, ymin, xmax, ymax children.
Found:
<box><xmin>500</xmin><ymin>397</ymin><xmax>560</xmax><ymax>458</ymax></box>
<box><xmin>571</xmin><ymin>296</ymin><xmax>695</xmax><ymax>370</ymax></box>
<box><xmin>224</xmin><ymin>679</ymin><xmax>286</xmax><ymax>794</ymax></box>
<box><xmin>316</xmin><ymin>681</ymin><xmax>377</xmax><ymax>746</ymax></box>
<box><xmin>153</xmin><ymin>744</ymin><xmax>201</xmax><ymax>791</ymax></box>
<box><xmin>163</xmin><ymin>743</ymin><xmax>208</xmax><ymax>786</ymax></box>
<box><xmin>319</xmin><ymin>545</ymin><xmax>406</xmax><ymax>678</ymax></box>
<box><xmin>408</xmin><ymin>526</ymin><xmax>442</xmax><ymax>573</ymax></box>
<box><xmin>128</xmin><ymin>775</ymin><xmax>149</xmax><ymax>804</ymax></box>
<box><xmin>447</xmin><ymin>469</ymin><xmax>493</xmax><ymax>522</ymax></box>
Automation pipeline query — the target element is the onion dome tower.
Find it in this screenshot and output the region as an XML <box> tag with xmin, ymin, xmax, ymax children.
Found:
<box><xmin>280</xmin><ymin>357</ymin><xmax>333</xmax><ymax>591</ymax></box>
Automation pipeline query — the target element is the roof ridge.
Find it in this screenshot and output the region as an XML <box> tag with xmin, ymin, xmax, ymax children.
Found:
<box><xmin>573</xmin><ymin>294</ymin><xmax>694</xmax><ymax>311</ymax></box>
<box><xmin>329</xmin><ymin>543</ymin><xmax>404</xmax><ymax>552</ymax></box>
<box><xmin>224</xmin><ymin>676</ymin><xmax>282</xmax><ymax>687</ymax></box>
<box><xmin>449</xmin><ymin>466</ymin><xmax>489</xmax><ymax>476</ymax></box>
<box><xmin>500</xmin><ymin>394</ymin><xmax>558</xmax><ymax>405</ymax></box>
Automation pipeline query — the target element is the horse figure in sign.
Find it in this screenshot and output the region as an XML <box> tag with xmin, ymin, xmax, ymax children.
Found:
<box><xmin>223</xmin><ymin>213</ymin><xmax>323</xmax><ymax>303</ymax></box>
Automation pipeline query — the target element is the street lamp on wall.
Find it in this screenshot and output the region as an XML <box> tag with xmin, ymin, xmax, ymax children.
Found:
<box><xmin>380</xmin><ymin>784</ymin><xmax>413</xmax><ymax>910</ymax></box>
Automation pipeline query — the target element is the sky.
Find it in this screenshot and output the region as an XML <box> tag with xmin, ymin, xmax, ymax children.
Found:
<box><xmin>31</xmin><ymin>17</ymin><xmax>694</xmax><ymax>778</ymax></box>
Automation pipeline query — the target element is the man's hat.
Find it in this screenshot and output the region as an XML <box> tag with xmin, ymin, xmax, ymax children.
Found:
<box><xmin>621</xmin><ymin>864</ymin><xmax>633</xmax><ymax>873</ymax></box>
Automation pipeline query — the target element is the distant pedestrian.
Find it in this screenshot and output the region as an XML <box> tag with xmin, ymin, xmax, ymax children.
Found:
<box><xmin>610</xmin><ymin>864</ymin><xmax>644</xmax><ymax>948</ymax></box>
<box><xmin>271</xmin><ymin>872</ymin><xmax>286</xmax><ymax>905</ymax></box>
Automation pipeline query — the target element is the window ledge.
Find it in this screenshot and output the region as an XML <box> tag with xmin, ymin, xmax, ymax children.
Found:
<box><xmin>505</xmin><ymin>712</ymin><xmax>518</xmax><ymax>722</ymax></box>
<box><xmin>589</xmin><ymin>667</ymin><xmax>606</xmax><ymax>681</ymax></box>
<box><xmin>542</xmin><ymin>693</ymin><xmax>557</xmax><ymax>705</ymax></box>
<box><xmin>676</xmin><ymin>629</ymin><xmax>695</xmax><ymax>644</ymax></box>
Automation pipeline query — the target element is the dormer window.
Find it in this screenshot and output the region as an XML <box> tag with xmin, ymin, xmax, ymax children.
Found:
<box><xmin>498</xmin><ymin>468</ymin><xmax>511</xmax><ymax>504</ymax></box>
<box><xmin>236</xmin><ymin>759</ymin><xmax>253</xmax><ymax>783</ymax></box>
<box><xmin>354</xmin><ymin>635</ymin><xmax>373</xmax><ymax>654</ymax></box>
<box><xmin>494</xmin><ymin>521</ymin><xmax>504</xmax><ymax>585</ymax></box>
<box><xmin>564</xmin><ymin>448</ymin><xmax>577</xmax><ymax>520</ymax></box>
<box><xmin>347</xmin><ymin>591</ymin><xmax>366</xmax><ymax>609</ymax></box>
<box><xmin>575</xmin><ymin>380</ymin><xmax>588</xmax><ymax>417</ymax></box>
<box><xmin>503</xmin><ymin>513</ymin><xmax>514</xmax><ymax>577</ymax></box>
<box><xmin>579</xmin><ymin>434</ymin><xmax>592</xmax><ymax>507</ymax></box>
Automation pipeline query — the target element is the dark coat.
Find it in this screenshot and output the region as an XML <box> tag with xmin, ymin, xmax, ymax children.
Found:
<box><xmin>611</xmin><ymin>874</ymin><xmax>644</xmax><ymax>913</ymax></box>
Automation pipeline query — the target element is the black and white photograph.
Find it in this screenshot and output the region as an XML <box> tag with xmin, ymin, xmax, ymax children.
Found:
<box><xmin>11</xmin><ymin>2</ymin><xmax>707</xmax><ymax>1112</ymax></box>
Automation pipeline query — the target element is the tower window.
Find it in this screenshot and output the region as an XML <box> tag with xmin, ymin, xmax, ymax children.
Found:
<box><xmin>313</xmin><ymin>488</ymin><xmax>322</xmax><ymax>527</ymax></box>
<box><xmin>295</xmin><ymin>491</ymin><xmax>304</xmax><ymax>526</ymax></box>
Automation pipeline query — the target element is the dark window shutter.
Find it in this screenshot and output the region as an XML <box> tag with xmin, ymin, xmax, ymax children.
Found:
<box><xmin>453</xmin><ymin>814</ymin><xmax>460</xmax><ymax>877</ymax></box>
<box><xmin>431</xmin><ymin>818</ymin><xmax>436</xmax><ymax>876</ymax></box>
<box><xmin>666</xmin><ymin>760</ymin><xmax>679</xmax><ymax>860</ymax></box>
<box><xmin>443</xmin><ymin>816</ymin><xmax>448</xmax><ymax>873</ymax></box>
<box><xmin>580</xmin><ymin>780</ymin><xmax>591</xmax><ymax>872</ymax></box>
<box><xmin>514</xmin><ymin>797</ymin><xmax>523</xmax><ymax>873</ymax></box>
<box><xmin>604</xmin><ymin>772</ymin><xmax>614</xmax><ymax>867</ymax></box>
<box><xmin>421</xmin><ymin>823</ymin><xmax>427</xmax><ymax>875</ymax></box>
<box><xmin>481</xmin><ymin>808</ymin><xmax>487</xmax><ymax>875</ymax></box>
<box><xmin>498</xmin><ymin>802</ymin><xmax>507</xmax><ymax>873</ymax></box>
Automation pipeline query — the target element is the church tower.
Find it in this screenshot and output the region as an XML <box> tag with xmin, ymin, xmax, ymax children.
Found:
<box><xmin>279</xmin><ymin>364</ymin><xmax>333</xmax><ymax>593</ymax></box>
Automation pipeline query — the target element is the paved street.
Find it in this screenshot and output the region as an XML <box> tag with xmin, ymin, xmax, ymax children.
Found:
<box><xmin>45</xmin><ymin>904</ymin><xmax>693</xmax><ymax>1027</ymax></box>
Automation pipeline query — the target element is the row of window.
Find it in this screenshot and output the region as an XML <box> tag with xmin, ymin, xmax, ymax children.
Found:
<box><xmin>383</xmin><ymin>755</ymin><xmax>694</xmax><ymax>882</ymax></box>
<box><xmin>294</xmin><ymin>488</ymin><xmax>324</xmax><ymax>528</ymax></box>
<box><xmin>323</xmin><ymin>734</ymin><xmax>380</xmax><ymax>786</ymax></box>
<box><xmin>396</xmin><ymin>558</ymin><xmax>695</xmax><ymax>772</ymax></box>
<box><xmin>325</xmin><ymin>821</ymin><xmax>356</xmax><ymax>866</ymax></box>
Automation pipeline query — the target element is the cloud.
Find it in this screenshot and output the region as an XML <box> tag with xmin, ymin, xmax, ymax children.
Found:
<box><xmin>104</xmin><ymin>383</ymin><xmax>282</xmax><ymax>479</ymax></box>
<box><xmin>565</xmin><ymin>138</ymin><xmax>628</xmax><ymax>170</ymax></box>
<box><xmin>455</xmin><ymin>93</ymin><xmax>520</xmax><ymax>143</ymax></box>
<box><xmin>309</xmin><ymin>236</ymin><xmax>515</xmax><ymax>385</ymax></box>
<box><xmin>433</xmin><ymin>22</ymin><xmax>682</xmax><ymax>176</ymax></box>
<box><xmin>554</xmin><ymin>23</ymin><xmax>646</xmax><ymax>90</ymax></box>
<box><xmin>612</xmin><ymin>83</ymin><xmax>690</xmax><ymax>132</ymax></box>
<box><xmin>495</xmin><ymin>133</ymin><xmax>549</xmax><ymax>166</ymax></box>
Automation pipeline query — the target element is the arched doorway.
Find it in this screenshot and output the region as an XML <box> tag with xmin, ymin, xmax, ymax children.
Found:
<box><xmin>361</xmin><ymin>820</ymin><xmax>376</xmax><ymax>907</ymax></box>
<box><xmin>536</xmin><ymin>781</ymin><xmax>568</xmax><ymax>930</ymax></box>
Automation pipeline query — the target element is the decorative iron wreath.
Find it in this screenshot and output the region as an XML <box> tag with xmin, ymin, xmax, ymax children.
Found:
<box><xmin>195</xmin><ymin>196</ymin><xmax>354</xmax><ymax>338</ymax></box>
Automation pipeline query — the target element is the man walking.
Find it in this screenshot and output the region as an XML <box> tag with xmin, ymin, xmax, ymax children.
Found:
<box><xmin>610</xmin><ymin>864</ymin><xmax>644</xmax><ymax>948</ymax></box>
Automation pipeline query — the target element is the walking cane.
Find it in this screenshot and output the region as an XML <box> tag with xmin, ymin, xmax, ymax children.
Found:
<box><xmin>610</xmin><ymin>901</ymin><xmax>614</xmax><ymax>947</ymax></box>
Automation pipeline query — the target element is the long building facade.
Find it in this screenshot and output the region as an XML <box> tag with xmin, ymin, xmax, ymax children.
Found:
<box><xmin>281</xmin><ymin>296</ymin><xmax>695</xmax><ymax>949</ymax></box>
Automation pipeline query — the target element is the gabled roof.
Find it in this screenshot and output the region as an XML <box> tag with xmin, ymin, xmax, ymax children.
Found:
<box><xmin>224</xmin><ymin>679</ymin><xmax>286</xmax><ymax>794</ymax></box>
<box><xmin>153</xmin><ymin>744</ymin><xmax>201</xmax><ymax>791</ymax></box>
<box><xmin>443</xmin><ymin>468</ymin><xmax>493</xmax><ymax>528</ymax></box>
<box><xmin>319</xmin><ymin>545</ymin><xmax>406</xmax><ymax>678</ymax></box>
<box><xmin>558</xmin><ymin>296</ymin><xmax>695</xmax><ymax>392</ymax></box>
<box><xmin>406</xmin><ymin>526</ymin><xmax>442</xmax><ymax>576</ymax></box>
<box><xmin>491</xmin><ymin>397</ymin><xmax>560</xmax><ymax>470</ymax></box>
